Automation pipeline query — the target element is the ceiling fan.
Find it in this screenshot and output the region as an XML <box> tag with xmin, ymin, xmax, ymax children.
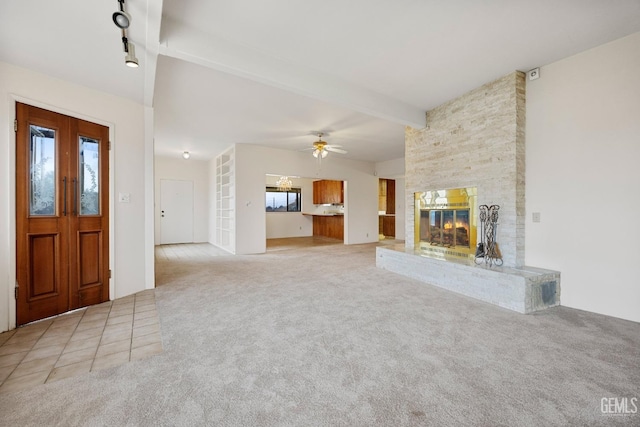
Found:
<box><xmin>310</xmin><ymin>132</ymin><xmax>347</xmax><ymax>159</ymax></box>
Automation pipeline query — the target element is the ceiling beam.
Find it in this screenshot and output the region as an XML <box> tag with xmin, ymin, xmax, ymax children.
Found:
<box><xmin>143</xmin><ymin>0</ymin><xmax>163</xmax><ymax>107</ymax></box>
<box><xmin>158</xmin><ymin>18</ymin><xmax>426</xmax><ymax>129</ymax></box>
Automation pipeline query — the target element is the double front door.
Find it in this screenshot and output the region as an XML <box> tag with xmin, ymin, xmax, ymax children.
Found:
<box><xmin>16</xmin><ymin>103</ymin><xmax>110</xmax><ymax>325</ymax></box>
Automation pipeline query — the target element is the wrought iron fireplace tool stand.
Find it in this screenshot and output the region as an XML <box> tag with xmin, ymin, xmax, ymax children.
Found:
<box><xmin>475</xmin><ymin>204</ymin><xmax>503</xmax><ymax>266</ymax></box>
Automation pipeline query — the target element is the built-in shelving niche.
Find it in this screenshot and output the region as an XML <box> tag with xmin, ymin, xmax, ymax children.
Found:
<box><xmin>215</xmin><ymin>147</ymin><xmax>235</xmax><ymax>253</ymax></box>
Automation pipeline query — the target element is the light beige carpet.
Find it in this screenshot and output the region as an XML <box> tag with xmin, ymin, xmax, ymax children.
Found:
<box><xmin>1</xmin><ymin>239</ymin><xmax>638</xmax><ymax>426</ymax></box>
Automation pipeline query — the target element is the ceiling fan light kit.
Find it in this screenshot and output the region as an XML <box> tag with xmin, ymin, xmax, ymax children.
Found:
<box><xmin>310</xmin><ymin>132</ymin><xmax>346</xmax><ymax>162</ymax></box>
<box><xmin>312</xmin><ymin>147</ymin><xmax>328</xmax><ymax>159</ymax></box>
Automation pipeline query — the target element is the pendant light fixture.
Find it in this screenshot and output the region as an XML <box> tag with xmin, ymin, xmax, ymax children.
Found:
<box><xmin>276</xmin><ymin>176</ymin><xmax>293</xmax><ymax>192</ymax></box>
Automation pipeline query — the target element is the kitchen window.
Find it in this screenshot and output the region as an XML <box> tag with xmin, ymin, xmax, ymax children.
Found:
<box><xmin>265</xmin><ymin>187</ymin><xmax>301</xmax><ymax>212</ymax></box>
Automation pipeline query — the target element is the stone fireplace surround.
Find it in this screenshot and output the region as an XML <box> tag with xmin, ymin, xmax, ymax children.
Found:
<box><xmin>376</xmin><ymin>71</ymin><xmax>560</xmax><ymax>314</ymax></box>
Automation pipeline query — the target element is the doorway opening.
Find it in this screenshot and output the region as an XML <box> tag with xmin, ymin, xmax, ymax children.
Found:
<box><xmin>378</xmin><ymin>178</ymin><xmax>396</xmax><ymax>240</ymax></box>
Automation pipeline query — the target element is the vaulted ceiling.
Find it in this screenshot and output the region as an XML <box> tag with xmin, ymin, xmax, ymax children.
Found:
<box><xmin>2</xmin><ymin>0</ymin><xmax>640</xmax><ymax>162</ymax></box>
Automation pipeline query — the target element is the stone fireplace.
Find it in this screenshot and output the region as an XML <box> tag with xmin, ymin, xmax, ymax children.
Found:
<box><xmin>376</xmin><ymin>71</ymin><xmax>560</xmax><ymax>314</ymax></box>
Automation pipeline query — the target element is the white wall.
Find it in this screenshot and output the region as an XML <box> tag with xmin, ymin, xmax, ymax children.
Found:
<box><xmin>525</xmin><ymin>32</ymin><xmax>640</xmax><ymax>323</ymax></box>
<box><xmin>265</xmin><ymin>176</ymin><xmax>314</xmax><ymax>239</ymax></box>
<box><xmin>375</xmin><ymin>157</ymin><xmax>404</xmax><ymax>178</ymax></box>
<box><xmin>0</xmin><ymin>61</ymin><xmax>149</xmax><ymax>332</ymax></box>
<box><xmin>234</xmin><ymin>144</ymin><xmax>378</xmax><ymax>254</ymax></box>
<box><xmin>154</xmin><ymin>156</ymin><xmax>209</xmax><ymax>243</ymax></box>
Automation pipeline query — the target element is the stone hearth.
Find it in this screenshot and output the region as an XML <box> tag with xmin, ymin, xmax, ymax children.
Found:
<box><xmin>376</xmin><ymin>244</ymin><xmax>560</xmax><ymax>314</ymax></box>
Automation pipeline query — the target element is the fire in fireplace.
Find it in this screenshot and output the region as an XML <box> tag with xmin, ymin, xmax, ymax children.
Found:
<box><xmin>414</xmin><ymin>187</ymin><xmax>477</xmax><ymax>260</ymax></box>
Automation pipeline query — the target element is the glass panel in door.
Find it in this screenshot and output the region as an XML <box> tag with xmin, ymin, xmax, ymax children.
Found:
<box><xmin>442</xmin><ymin>210</ymin><xmax>454</xmax><ymax>246</ymax></box>
<box><xmin>429</xmin><ymin>210</ymin><xmax>441</xmax><ymax>245</ymax></box>
<box><xmin>79</xmin><ymin>136</ymin><xmax>100</xmax><ymax>215</ymax></box>
<box><xmin>29</xmin><ymin>125</ymin><xmax>56</xmax><ymax>216</ymax></box>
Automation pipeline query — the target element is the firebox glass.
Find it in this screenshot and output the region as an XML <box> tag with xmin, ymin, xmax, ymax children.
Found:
<box><xmin>414</xmin><ymin>187</ymin><xmax>477</xmax><ymax>260</ymax></box>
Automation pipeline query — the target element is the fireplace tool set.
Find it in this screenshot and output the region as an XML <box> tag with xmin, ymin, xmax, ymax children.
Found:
<box><xmin>475</xmin><ymin>204</ymin><xmax>503</xmax><ymax>266</ymax></box>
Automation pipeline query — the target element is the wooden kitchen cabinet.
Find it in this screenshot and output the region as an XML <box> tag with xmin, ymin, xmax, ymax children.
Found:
<box><xmin>313</xmin><ymin>215</ymin><xmax>344</xmax><ymax>240</ymax></box>
<box><xmin>379</xmin><ymin>215</ymin><xmax>395</xmax><ymax>238</ymax></box>
<box><xmin>383</xmin><ymin>216</ymin><xmax>395</xmax><ymax>237</ymax></box>
<box><xmin>313</xmin><ymin>180</ymin><xmax>344</xmax><ymax>204</ymax></box>
<box><xmin>386</xmin><ymin>179</ymin><xmax>395</xmax><ymax>214</ymax></box>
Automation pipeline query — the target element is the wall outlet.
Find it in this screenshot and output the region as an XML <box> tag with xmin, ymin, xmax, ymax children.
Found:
<box><xmin>119</xmin><ymin>193</ymin><xmax>131</xmax><ymax>203</ymax></box>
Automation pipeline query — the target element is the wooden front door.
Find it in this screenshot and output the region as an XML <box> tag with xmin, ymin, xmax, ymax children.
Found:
<box><xmin>16</xmin><ymin>103</ymin><xmax>109</xmax><ymax>325</ymax></box>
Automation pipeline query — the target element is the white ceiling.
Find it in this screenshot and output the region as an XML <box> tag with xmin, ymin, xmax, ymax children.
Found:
<box><xmin>2</xmin><ymin>0</ymin><xmax>640</xmax><ymax>162</ymax></box>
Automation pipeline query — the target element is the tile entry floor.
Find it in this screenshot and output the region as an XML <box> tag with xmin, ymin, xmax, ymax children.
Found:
<box><xmin>0</xmin><ymin>290</ymin><xmax>162</xmax><ymax>394</ymax></box>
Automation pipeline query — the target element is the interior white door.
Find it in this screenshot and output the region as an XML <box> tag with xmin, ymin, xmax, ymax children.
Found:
<box><xmin>160</xmin><ymin>179</ymin><xmax>194</xmax><ymax>244</ymax></box>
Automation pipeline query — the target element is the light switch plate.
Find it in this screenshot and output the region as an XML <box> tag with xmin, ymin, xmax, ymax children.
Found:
<box><xmin>532</xmin><ymin>212</ymin><xmax>541</xmax><ymax>223</ymax></box>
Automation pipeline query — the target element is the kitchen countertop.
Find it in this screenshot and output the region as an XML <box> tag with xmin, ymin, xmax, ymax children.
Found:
<box><xmin>302</xmin><ymin>212</ymin><xmax>344</xmax><ymax>216</ymax></box>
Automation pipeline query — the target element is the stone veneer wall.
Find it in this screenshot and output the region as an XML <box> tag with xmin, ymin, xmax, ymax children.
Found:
<box><xmin>405</xmin><ymin>71</ymin><xmax>526</xmax><ymax>268</ymax></box>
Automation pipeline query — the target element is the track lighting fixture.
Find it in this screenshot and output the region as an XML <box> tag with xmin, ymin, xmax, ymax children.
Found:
<box><xmin>182</xmin><ymin>151</ymin><xmax>191</xmax><ymax>160</ymax></box>
<box><xmin>112</xmin><ymin>0</ymin><xmax>138</xmax><ymax>68</ymax></box>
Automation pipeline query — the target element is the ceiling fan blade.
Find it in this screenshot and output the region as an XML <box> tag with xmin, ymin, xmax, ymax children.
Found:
<box><xmin>326</xmin><ymin>146</ymin><xmax>347</xmax><ymax>154</ymax></box>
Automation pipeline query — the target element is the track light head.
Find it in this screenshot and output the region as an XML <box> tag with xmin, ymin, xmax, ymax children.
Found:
<box><xmin>113</xmin><ymin>10</ymin><xmax>131</xmax><ymax>29</ymax></box>
<box><xmin>125</xmin><ymin>43</ymin><xmax>139</xmax><ymax>68</ymax></box>
<box><xmin>182</xmin><ymin>151</ymin><xmax>191</xmax><ymax>159</ymax></box>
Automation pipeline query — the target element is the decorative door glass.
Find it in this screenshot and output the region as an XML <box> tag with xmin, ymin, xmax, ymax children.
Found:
<box><xmin>79</xmin><ymin>136</ymin><xmax>100</xmax><ymax>215</ymax></box>
<box><xmin>29</xmin><ymin>125</ymin><xmax>56</xmax><ymax>216</ymax></box>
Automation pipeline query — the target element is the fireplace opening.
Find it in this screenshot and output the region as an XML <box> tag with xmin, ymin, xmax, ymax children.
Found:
<box><xmin>414</xmin><ymin>187</ymin><xmax>477</xmax><ymax>260</ymax></box>
<box><xmin>420</xmin><ymin>209</ymin><xmax>470</xmax><ymax>248</ymax></box>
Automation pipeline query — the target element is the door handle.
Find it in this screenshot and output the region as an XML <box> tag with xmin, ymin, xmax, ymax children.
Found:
<box><xmin>62</xmin><ymin>177</ymin><xmax>67</xmax><ymax>216</ymax></box>
<box><xmin>73</xmin><ymin>178</ymin><xmax>78</xmax><ymax>216</ymax></box>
